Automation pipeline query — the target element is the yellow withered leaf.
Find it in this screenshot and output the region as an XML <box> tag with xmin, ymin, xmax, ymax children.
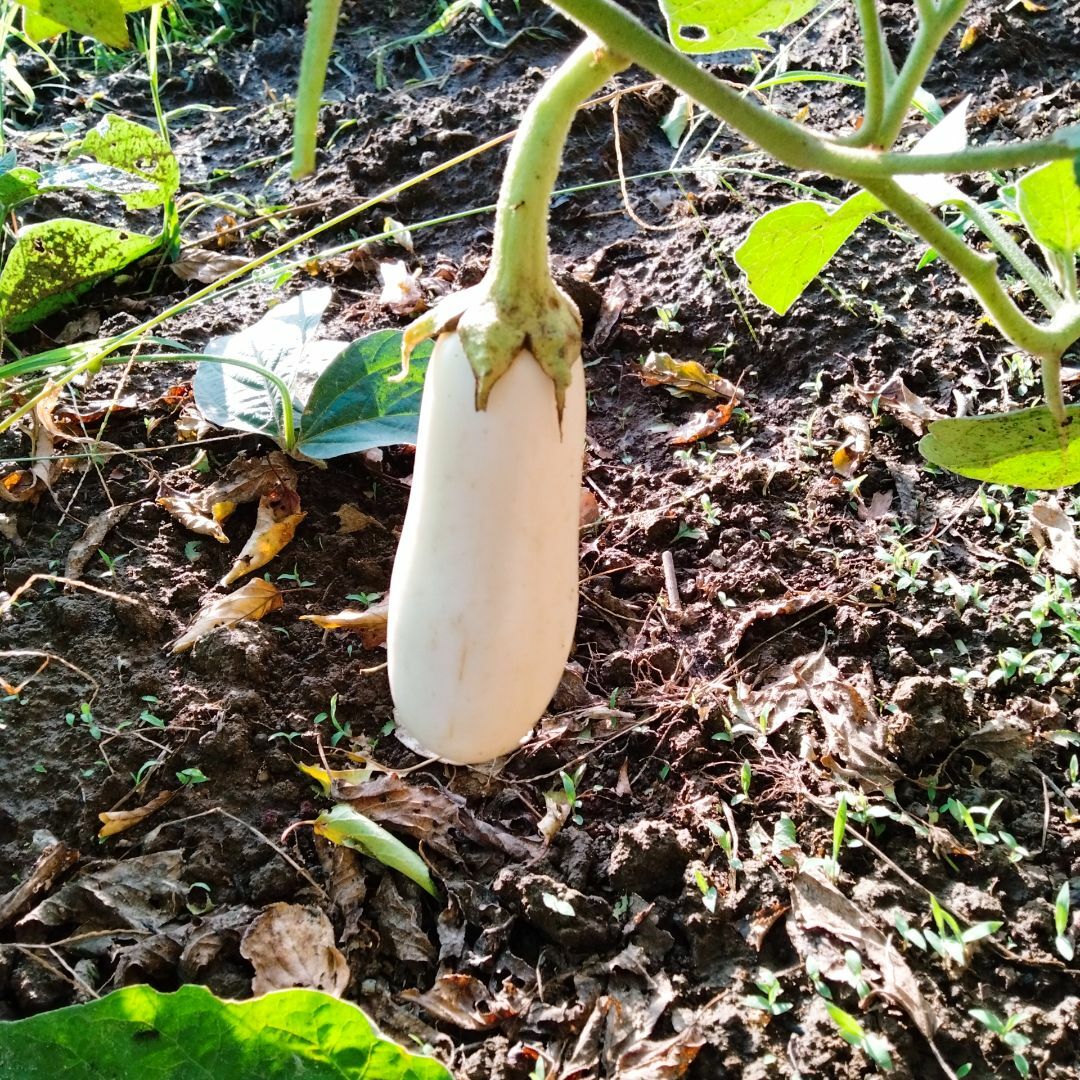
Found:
<box><xmin>220</xmin><ymin>486</ymin><xmax>305</xmax><ymax>586</ymax></box>
<box><xmin>300</xmin><ymin>599</ymin><xmax>389</xmax><ymax>649</ymax></box>
<box><xmin>98</xmin><ymin>790</ymin><xmax>174</xmax><ymax>839</ymax></box>
<box><xmin>172</xmin><ymin>578</ymin><xmax>283</xmax><ymax>653</ymax></box>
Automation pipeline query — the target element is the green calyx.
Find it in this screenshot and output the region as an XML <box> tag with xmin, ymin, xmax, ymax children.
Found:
<box><xmin>397</xmin><ymin>36</ymin><xmax>624</xmax><ymax>417</ymax></box>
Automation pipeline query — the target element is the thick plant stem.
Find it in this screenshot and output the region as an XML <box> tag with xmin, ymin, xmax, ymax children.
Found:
<box><xmin>876</xmin><ymin>0</ymin><xmax>968</xmax><ymax>148</ymax></box>
<box><xmin>488</xmin><ymin>38</ymin><xmax>626</xmax><ymax>298</ymax></box>
<box><xmin>848</xmin><ymin>0</ymin><xmax>890</xmax><ymax>147</ymax></box>
<box><xmin>291</xmin><ymin>0</ymin><xmax>341</xmax><ymax>178</ymax></box>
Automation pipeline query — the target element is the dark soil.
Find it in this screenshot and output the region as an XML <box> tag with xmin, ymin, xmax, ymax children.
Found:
<box><xmin>2</xmin><ymin>1</ymin><xmax>1079</xmax><ymax>1077</ymax></box>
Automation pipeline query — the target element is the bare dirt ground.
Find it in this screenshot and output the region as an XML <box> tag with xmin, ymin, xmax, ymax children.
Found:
<box><xmin>1</xmin><ymin>1</ymin><xmax>1079</xmax><ymax>1076</ymax></box>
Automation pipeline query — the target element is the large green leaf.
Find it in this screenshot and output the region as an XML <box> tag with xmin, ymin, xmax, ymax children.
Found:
<box><xmin>0</xmin><ymin>218</ymin><xmax>159</xmax><ymax>332</ymax></box>
<box><xmin>314</xmin><ymin>804</ymin><xmax>438</xmax><ymax>897</ymax></box>
<box><xmin>0</xmin><ymin>166</ymin><xmax>41</xmax><ymax>213</ymax></box>
<box><xmin>659</xmin><ymin>0</ymin><xmax>819</xmax><ymax>53</ymax></box>
<box><xmin>1017</xmin><ymin>159</ymin><xmax>1080</xmax><ymax>256</ymax></box>
<box><xmin>919</xmin><ymin>406</ymin><xmax>1080</xmax><ymax>489</ymax></box>
<box><xmin>734</xmin><ymin>189</ymin><xmax>881</xmax><ymax>315</ymax></box>
<box><xmin>72</xmin><ymin>114</ymin><xmax>179</xmax><ymax>210</ymax></box>
<box><xmin>19</xmin><ymin>0</ymin><xmax>161</xmax><ymax>47</ymax></box>
<box><xmin>195</xmin><ymin>287</ymin><xmax>344</xmax><ymax>446</ymax></box>
<box><xmin>297</xmin><ymin>329</ymin><xmax>432</xmax><ymax>461</ymax></box>
<box><xmin>0</xmin><ymin>984</ymin><xmax>451</xmax><ymax>1079</ymax></box>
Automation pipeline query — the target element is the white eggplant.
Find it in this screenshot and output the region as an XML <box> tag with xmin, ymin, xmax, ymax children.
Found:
<box><xmin>388</xmin><ymin>331</ymin><xmax>586</xmax><ymax>763</ymax></box>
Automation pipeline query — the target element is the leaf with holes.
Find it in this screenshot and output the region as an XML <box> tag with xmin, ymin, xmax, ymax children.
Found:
<box><xmin>71</xmin><ymin>114</ymin><xmax>179</xmax><ymax>210</ymax></box>
<box><xmin>0</xmin><ymin>218</ymin><xmax>159</xmax><ymax>332</ymax></box>
<box><xmin>18</xmin><ymin>0</ymin><xmax>162</xmax><ymax>49</ymax></box>
<box><xmin>659</xmin><ymin>0</ymin><xmax>820</xmax><ymax>53</ymax></box>
<box><xmin>919</xmin><ymin>406</ymin><xmax>1080</xmax><ymax>489</ymax></box>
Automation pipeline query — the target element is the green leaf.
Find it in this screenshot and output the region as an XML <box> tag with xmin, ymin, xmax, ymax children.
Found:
<box><xmin>1017</xmin><ymin>159</ymin><xmax>1080</xmax><ymax>255</ymax></box>
<box><xmin>1055</xmin><ymin>880</ymin><xmax>1071</xmax><ymax>935</ymax></box>
<box><xmin>0</xmin><ymin>984</ymin><xmax>451</xmax><ymax>1079</ymax></box>
<box><xmin>826</xmin><ymin>1002</ymin><xmax>866</xmax><ymax>1045</ymax></box>
<box><xmin>0</xmin><ymin>218</ymin><xmax>159</xmax><ymax>332</ymax></box>
<box><xmin>313</xmin><ymin>803</ymin><xmax>438</xmax><ymax>897</ymax></box>
<box><xmin>659</xmin><ymin>0</ymin><xmax>820</xmax><ymax>53</ymax></box>
<box><xmin>196</xmin><ymin>287</ymin><xmax>343</xmax><ymax>447</ymax></box>
<box><xmin>72</xmin><ymin>114</ymin><xmax>179</xmax><ymax>210</ymax></box>
<box><xmin>0</xmin><ymin>166</ymin><xmax>41</xmax><ymax>214</ymax></box>
<box><xmin>734</xmin><ymin>190</ymin><xmax>881</xmax><ymax>315</ymax></box>
<box><xmin>18</xmin><ymin>0</ymin><xmax>129</xmax><ymax>48</ymax></box>
<box><xmin>297</xmin><ymin>329</ymin><xmax>432</xmax><ymax>461</ymax></box>
<box><xmin>919</xmin><ymin>406</ymin><xmax>1080</xmax><ymax>489</ymax></box>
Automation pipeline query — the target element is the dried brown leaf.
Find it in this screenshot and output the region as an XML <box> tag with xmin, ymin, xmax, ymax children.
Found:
<box><xmin>401</xmin><ymin>974</ymin><xmax>524</xmax><ymax>1031</ymax></box>
<box><xmin>220</xmin><ymin>484</ymin><xmax>305</xmax><ymax>586</ymax></box>
<box><xmin>171</xmin><ymin>578</ymin><xmax>283</xmax><ymax>653</ymax></box>
<box><xmin>300</xmin><ymin>598</ymin><xmax>389</xmax><ymax>649</ymax></box>
<box><xmin>855</xmin><ymin>373</ymin><xmax>943</xmax><ymax>436</ymax></box>
<box><xmin>1029</xmin><ymin>499</ymin><xmax>1080</xmax><ymax>576</ymax></box>
<box><xmin>0</xmin><ymin>841</ymin><xmax>79</xmax><ymax>929</ymax></box>
<box><xmin>97</xmin><ymin>791</ymin><xmax>175</xmax><ymax>839</ymax></box>
<box><xmin>65</xmin><ymin>502</ymin><xmax>135</xmax><ymax>581</ymax></box>
<box><xmin>789</xmin><ymin>868</ymin><xmax>938</xmax><ymax>1039</ymax></box>
<box><xmin>239</xmin><ymin>902</ymin><xmax>350</xmax><ymax>997</ymax></box>
<box><xmin>170</xmin><ymin>248</ymin><xmax>252</xmax><ymax>284</ymax></box>
<box><xmin>156</xmin><ymin>492</ymin><xmax>230</xmax><ymax>543</ymax></box>
<box><xmin>334</xmin><ymin>503</ymin><xmax>382</xmax><ymax>534</ymax></box>
<box><xmin>640</xmin><ymin>351</ymin><xmax>739</xmax><ymax>399</ymax></box>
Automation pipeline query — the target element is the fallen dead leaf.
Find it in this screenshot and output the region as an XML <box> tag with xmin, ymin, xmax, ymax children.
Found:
<box><xmin>331</xmin><ymin>772</ymin><xmax>539</xmax><ymax>861</ymax></box>
<box><xmin>855</xmin><ymin>373</ymin><xmax>943</xmax><ymax>436</ymax></box>
<box><xmin>669</xmin><ymin>406</ymin><xmax>736</xmax><ymax>445</ymax></box>
<box><xmin>789</xmin><ymin>868</ymin><xmax>939</xmax><ymax>1039</ymax></box>
<box><xmin>0</xmin><ymin>841</ymin><xmax>79</xmax><ymax>929</ymax></box>
<box><xmin>1029</xmin><ymin>499</ymin><xmax>1080</xmax><ymax>576</ymax></box>
<box><xmin>157</xmin><ymin>492</ymin><xmax>230</xmax><ymax>543</ymax></box>
<box><xmin>300</xmin><ymin>598</ymin><xmax>389</xmax><ymax>649</ymax></box>
<box><xmin>19</xmin><ymin>850</ymin><xmax>186</xmax><ymax>933</ymax></box>
<box><xmin>590</xmin><ymin>274</ymin><xmax>629</xmax><ymax>348</ymax></box>
<box><xmin>239</xmin><ymin>902</ymin><xmax>350</xmax><ymax>996</ymax></box>
<box><xmin>383</xmin><ymin>215</ymin><xmax>414</xmax><ymax>253</ymax></box>
<box><xmin>373</xmin><ymin>874</ymin><xmax>435</xmax><ymax>964</ymax></box>
<box><xmin>170</xmin><ymin>248</ymin><xmax>252</xmax><ymax>284</ymax></box>
<box><xmin>855</xmin><ymin>489</ymin><xmax>896</xmax><ymax>524</ymax></box>
<box><xmin>379</xmin><ymin>259</ymin><xmax>426</xmax><ymax>315</ymax></box>
<box><xmin>579</xmin><ymin>488</ymin><xmax>601</xmax><ymax>527</ymax></box>
<box><xmin>401</xmin><ymin>974</ymin><xmax>524</xmax><ymax>1031</ymax></box>
<box><xmin>334</xmin><ymin>503</ymin><xmax>383</xmax><ymax>534</ymax></box>
<box><xmin>220</xmin><ymin>484</ymin><xmax>305</xmax><ymax>586</ymax></box>
<box><xmin>832</xmin><ymin>413</ymin><xmax>872</xmax><ymax>477</ymax></box>
<box><xmin>640</xmin><ymin>351</ymin><xmax>740</xmax><ymax>400</ymax></box>
<box><xmin>171</xmin><ymin>578</ymin><xmax>283</xmax><ymax>653</ymax></box>
<box><xmin>0</xmin><ymin>470</ymin><xmax>41</xmax><ymax>504</ymax></box>
<box><xmin>65</xmin><ymin>502</ymin><xmax>136</xmax><ymax>581</ymax></box>
<box><xmin>537</xmin><ymin>791</ymin><xmax>572</xmax><ymax>843</ymax></box>
<box><xmin>98</xmin><ymin>790</ymin><xmax>175</xmax><ymax>839</ymax></box>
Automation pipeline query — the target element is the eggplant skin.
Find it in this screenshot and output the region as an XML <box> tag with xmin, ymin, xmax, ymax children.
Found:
<box><xmin>387</xmin><ymin>332</ymin><xmax>585</xmax><ymax>763</ymax></box>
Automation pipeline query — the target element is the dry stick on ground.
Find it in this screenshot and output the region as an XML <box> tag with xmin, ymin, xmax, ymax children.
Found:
<box><xmin>13</xmin><ymin>945</ymin><xmax>98</xmax><ymax>1001</ymax></box>
<box><xmin>0</xmin><ymin>648</ymin><xmax>100</xmax><ymax>703</ymax></box>
<box><xmin>1</xmin><ymin>574</ymin><xmax>139</xmax><ymax>615</ymax></box>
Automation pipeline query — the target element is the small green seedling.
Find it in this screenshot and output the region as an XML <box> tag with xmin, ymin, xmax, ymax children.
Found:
<box><xmin>826</xmin><ymin>1003</ymin><xmax>894</xmax><ymax>1073</ymax></box>
<box><xmin>65</xmin><ymin>702</ymin><xmax>100</xmax><ymax>740</ymax></box>
<box><xmin>559</xmin><ymin>765</ymin><xmax>587</xmax><ymax>826</ymax></box>
<box><xmin>968</xmin><ymin>1008</ymin><xmax>1031</xmax><ymax>1077</ymax></box>
<box><xmin>745</xmin><ymin>968</ymin><xmax>792</xmax><ymax>1017</ymax></box>
<box><xmin>924</xmin><ymin>895</ymin><xmax>1001</xmax><ymax>969</ymax></box>
<box><xmin>314</xmin><ymin>693</ymin><xmax>351</xmax><ymax>747</ymax></box>
<box><xmin>176</xmin><ymin>767</ymin><xmax>209</xmax><ymax>787</ymax></box>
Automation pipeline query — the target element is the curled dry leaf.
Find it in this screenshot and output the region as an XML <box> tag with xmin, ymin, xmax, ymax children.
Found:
<box><xmin>220</xmin><ymin>484</ymin><xmax>305</xmax><ymax>586</ymax></box>
<box><xmin>401</xmin><ymin>974</ymin><xmax>524</xmax><ymax>1031</ymax></box>
<box><xmin>789</xmin><ymin>868</ymin><xmax>938</xmax><ymax>1039</ymax></box>
<box><xmin>537</xmin><ymin>791</ymin><xmax>572</xmax><ymax>843</ymax></box>
<box><xmin>170</xmin><ymin>248</ymin><xmax>252</xmax><ymax>284</ymax></box>
<box><xmin>239</xmin><ymin>902</ymin><xmax>350</xmax><ymax>997</ymax></box>
<box><xmin>0</xmin><ymin>470</ymin><xmax>41</xmax><ymax>503</ymax></box>
<box><xmin>171</xmin><ymin>577</ymin><xmax>283</xmax><ymax>653</ymax></box>
<box><xmin>65</xmin><ymin>502</ymin><xmax>135</xmax><ymax>581</ymax></box>
<box><xmin>0</xmin><ymin>841</ymin><xmax>79</xmax><ymax>930</ymax></box>
<box><xmin>669</xmin><ymin>405</ymin><xmax>737</xmax><ymax>445</ymax></box>
<box><xmin>1029</xmin><ymin>499</ymin><xmax>1080</xmax><ymax>576</ymax></box>
<box><xmin>379</xmin><ymin>259</ymin><xmax>426</xmax><ymax>316</ymax></box>
<box><xmin>98</xmin><ymin>790</ymin><xmax>175</xmax><ymax>839</ymax></box>
<box><xmin>158</xmin><ymin>453</ymin><xmax>297</xmax><ymax>543</ymax></box>
<box><xmin>640</xmin><ymin>351</ymin><xmax>740</xmax><ymax>399</ymax></box>
<box><xmin>300</xmin><ymin>597</ymin><xmax>389</xmax><ymax>649</ymax></box>
<box><xmin>855</xmin><ymin>373</ymin><xmax>943</xmax><ymax>436</ymax></box>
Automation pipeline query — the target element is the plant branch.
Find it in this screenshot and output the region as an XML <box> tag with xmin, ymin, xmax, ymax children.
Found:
<box><xmin>848</xmin><ymin>0</ymin><xmax>889</xmax><ymax>147</ymax></box>
<box><xmin>952</xmin><ymin>197</ymin><xmax>1064</xmax><ymax>316</ymax></box>
<box><xmin>292</xmin><ymin>0</ymin><xmax>342</xmax><ymax>178</ymax></box>
<box><xmin>549</xmin><ymin>0</ymin><xmax>1074</xmax><ymax>180</ymax></box>
<box><xmin>876</xmin><ymin>0</ymin><xmax>968</xmax><ymax>148</ymax></box>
